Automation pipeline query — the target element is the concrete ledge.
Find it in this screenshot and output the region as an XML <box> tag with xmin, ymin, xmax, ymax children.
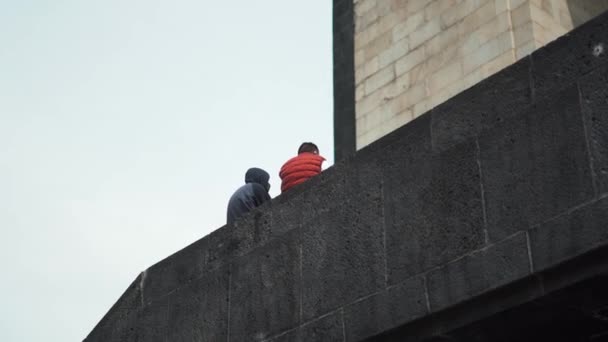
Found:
<box><xmin>365</xmin><ymin>246</ymin><xmax>608</xmax><ymax>342</ymax></box>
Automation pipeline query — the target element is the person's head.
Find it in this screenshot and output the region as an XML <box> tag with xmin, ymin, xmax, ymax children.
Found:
<box><xmin>298</xmin><ymin>142</ymin><xmax>319</xmax><ymax>155</ymax></box>
<box><xmin>245</xmin><ymin>167</ymin><xmax>270</xmax><ymax>192</ymax></box>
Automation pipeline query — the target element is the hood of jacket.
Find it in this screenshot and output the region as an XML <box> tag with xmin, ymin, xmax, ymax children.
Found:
<box><xmin>245</xmin><ymin>167</ymin><xmax>270</xmax><ymax>191</ymax></box>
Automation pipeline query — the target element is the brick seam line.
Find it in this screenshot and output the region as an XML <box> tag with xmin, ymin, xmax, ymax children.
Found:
<box><xmin>475</xmin><ymin>137</ymin><xmax>490</xmax><ymax>244</ymax></box>
<box><xmin>576</xmin><ymin>81</ymin><xmax>599</xmax><ymax>198</ymax></box>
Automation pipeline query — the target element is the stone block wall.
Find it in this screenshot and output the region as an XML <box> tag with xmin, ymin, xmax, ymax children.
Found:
<box><xmin>354</xmin><ymin>0</ymin><xmax>608</xmax><ymax>149</ymax></box>
<box><xmin>514</xmin><ymin>0</ymin><xmax>608</xmax><ymax>54</ymax></box>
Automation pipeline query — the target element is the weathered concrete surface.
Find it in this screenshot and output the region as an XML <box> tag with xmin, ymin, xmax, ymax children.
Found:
<box><xmin>333</xmin><ymin>0</ymin><xmax>356</xmax><ymax>161</ymax></box>
<box><xmin>85</xmin><ymin>10</ymin><xmax>608</xmax><ymax>342</ymax></box>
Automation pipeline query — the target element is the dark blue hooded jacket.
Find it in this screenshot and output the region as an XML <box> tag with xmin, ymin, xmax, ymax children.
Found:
<box><xmin>226</xmin><ymin>168</ymin><xmax>271</xmax><ymax>225</ymax></box>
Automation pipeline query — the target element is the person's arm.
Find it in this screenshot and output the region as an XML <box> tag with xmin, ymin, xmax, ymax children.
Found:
<box><xmin>251</xmin><ymin>183</ymin><xmax>271</xmax><ymax>206</ymax></box>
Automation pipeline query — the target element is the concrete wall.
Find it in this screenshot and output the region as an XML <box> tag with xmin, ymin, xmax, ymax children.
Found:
<box><xmin>353</xmin><ymin>0</ymin><xmax>608</xmax><ymax>149</ymax></box>
<box><xmin>334</xmin><ymin>0</ymin><xmax>357</xmax><ymax>161</ymax></box>
<box><xmin>86</xmin><ymin>12</ymin><xmax>608</xmax><ymax>342</ymax></box>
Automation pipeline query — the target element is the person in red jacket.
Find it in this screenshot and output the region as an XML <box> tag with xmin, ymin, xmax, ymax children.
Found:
<box><xmin>279</xmin><ymin>142</ymin><xmax>326</xmax><ymax>193</ymax></box>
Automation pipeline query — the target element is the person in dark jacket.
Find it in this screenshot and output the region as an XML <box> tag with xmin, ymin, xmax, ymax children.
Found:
<box><xmin>226</xmin><ymin>167</ymin><xmax>271</xmax><ymax>225</ymax></box>
<box><xmin>279</xmin><ymin>142</ymin><xmax>325</xmax><ymax>193</ymax></box>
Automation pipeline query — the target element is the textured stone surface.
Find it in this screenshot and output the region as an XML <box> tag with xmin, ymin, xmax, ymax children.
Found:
<box><xmin>299</xmin><ymin>313</ymin><xmax>344</xmax><ymax>342</ymax></box>
<box><xmin>264</xmin><ymin>329</ymin><xmax>299</xmax><ymax>342</ymax></box>
<box><xmin>351</xmin><ymin>0</ymin><xmax>608</xmax><ymax>149</ymax></box>
<box><xmin>271</xmin><ymin>166</ymin><xmax>356</xmax><ymax>240</ymax></box>
<box><xmin>137</xmin><ymin>299</ymin><xmax>169</xmax><ymax>342</ymax></box>
<box><xmin>143</xmin><ymin>238</ymin><xmax>207</xmax><ymax>304</ymax></box>
<box><xmin>540</xmin><ymin>241</ymin><xmax>608</xmax><ymax>297</ymax></box>
<box><xmin>165</xmin><ymin>267</ymin><xmax>229</xmax><ymax>342</ymax></box>
<box><xmin>85</xmin><ymin>275</ymin><xmax>142</xmax><ymax>342</ymax></box>
<box><xmin>300</xmin><ymin>155</ymin><xmax>385</xmax><ymax>321</ymax></box>
<box><xmin>531</xmin><ymin>11</ymin><xmax>608</xmax><ymax>99</ymax></box>
<box><xmin>297</xmin><ymin>165</ymin><xmax>350</xmax><ymax>214</ymax></box>
<box><xmin>385</xmin><ymin>137</ymin><xmax>485</xmax><ymax>284</ymax></box>
<box><xmin>431</xmin><ymin>58</ymin><xmax>532</xmax><ymax>152</ymax></box>
<box><xmin>269</xmin><ymin>195</ymin><xmax>304</xmax><ymax>236</ymax></box>
<box><xmin>579</xmin><ymin>64</ymin><xmax>608</xmax><ymax>195</ymax></box>
<box><xmin>334</xmin><ymin>0</ymin><xmax>356</xmax><ymax>161</ymax></box>
<box><xmin>530</xmin><ymin>197</ymin><xmax>608</xmax><ymax>272</ymax></box>
<box><xmin>301</xmin><ymin>180</ymin><xmax>385</xmax><ymax>320</ymax></box>
<box><xmin>351</xmin><ymin>0</ymin><xmax>519</xmax><ymax>148</ymax></box>
<box><xmin>444</xmin><ymin>276</ymin><xmax>608</xmax><ymax>342</ymax></box>
<box><xmin>427</xmin><ymin>232</ymin><xmax>531</xmax><ymax>312</ymax></box>
<box><xmin>365</xmin><ymin>276</ymin><xmax>546</xmax><ymax>342</ymax></box>
<box><xmin>204</xmin><ymin>207</ymin><xmax>272</xmax><ymax>271</ymax></box>
<box><xmin>229</xmin><ymin>231</ymin><xmax>300</xmax><ymax>341</ymax></box>
<box><xmin>480</xmin><ymin>85</ymin><xmax>594</xmax><ymax>241</ymax></box>
<box><xmin>266</xmin><ymin>312</ymin><xmax>344</xmax><ymax>342</ymax></box>
<box><xmin>344</xmin><ymin>275</ymin><xmax>428</xmax><ymax>341</ymax></box>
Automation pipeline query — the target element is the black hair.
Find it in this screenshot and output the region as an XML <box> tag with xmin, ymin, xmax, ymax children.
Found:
<box><xmin>298</xmin><ymin>142</ymin><xmax>318</xmax><ymax>154</ymax></box>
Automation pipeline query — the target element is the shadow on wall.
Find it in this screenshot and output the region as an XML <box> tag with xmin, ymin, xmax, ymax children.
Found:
<box><xmin>567</xmin><ymin>0</ymin><xmax>608</xmax><ymax>27</ymax></box>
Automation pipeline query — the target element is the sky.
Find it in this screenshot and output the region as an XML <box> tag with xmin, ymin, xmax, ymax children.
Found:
<box><xmin>0</xmin><ymin>1</ymin><xmax>333</xmax><ymax>341</ymax></box>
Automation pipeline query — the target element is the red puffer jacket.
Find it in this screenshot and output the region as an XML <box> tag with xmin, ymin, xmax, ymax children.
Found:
<box><xmin>279</xmin><ymin>152</ymin><xmax>326</xmax><ymax>193</ymax></box>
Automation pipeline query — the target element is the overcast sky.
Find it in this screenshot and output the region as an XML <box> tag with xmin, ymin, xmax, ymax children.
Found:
<box><xmin>0</xmin><ymin>1</ymin><xmax>333</xmax><ymax>341</ymax></box>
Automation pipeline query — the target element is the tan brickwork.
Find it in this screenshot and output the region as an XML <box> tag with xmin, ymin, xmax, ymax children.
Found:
<box><xmin>354</xmin><ymin>0</ymin><xmax>608</xmax><ymax>149</ymax></box>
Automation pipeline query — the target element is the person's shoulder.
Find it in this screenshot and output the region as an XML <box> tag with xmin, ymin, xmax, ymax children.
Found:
<box><xmin>251</xmin><ymin>182</ymin><xmax>270</xmax><ymax>200</ymax></box>
<box><xmin>284</xmin><ymin>154</ymin><xmax>303</xmax><ymax>164</ymax></box>
<box><xmin>280</xmin><ymin>155</ymin><xmax>301</xmax><ymax>174</ymax></box>
<box><xmin>250</xmin><ymin>182</ymin><xmax>266</xmax><ymax>191</ymax></box>
<box><xmin>281</xmin><ymin>153</ymin><xmax>325</xmax><ymax>174</ymax></box>
<box><xmin>300</xmin><ymin>153</ymin><xmax>325</xmax><ymax>163</ymax></box>
<box><xmin>228</xmin><ymin>184</ymin><xmax>249</xmax><ymax>204</ymax></box>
